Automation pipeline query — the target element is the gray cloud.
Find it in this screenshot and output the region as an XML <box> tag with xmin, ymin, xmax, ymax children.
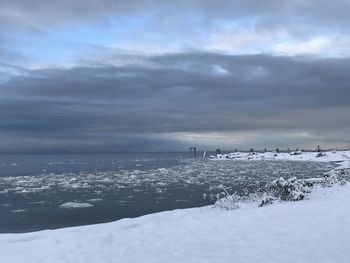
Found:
<box><xmin>0</xmin><ymin>53</ymin><xmax>349</xmax><ymax>152</ymax></box>
<box><xmin>1</xmin><ymin>0</ymin><xmax>350</xmax><ymax>34</ymax></box>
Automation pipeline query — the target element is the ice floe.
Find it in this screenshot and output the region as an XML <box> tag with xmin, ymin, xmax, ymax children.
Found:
<box><xmin>59</xmin><ymin>202</ymin><xmax>94</xmax><ymax>209</ymax></box>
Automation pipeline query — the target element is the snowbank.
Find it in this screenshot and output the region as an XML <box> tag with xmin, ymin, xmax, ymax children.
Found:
<box><xmin>0</xmin><ymin>182</ymin><xmax>349</xmax><ymax>263</ymax></box>
<box><xmin>210</xmin><ymin>150</ymin><xmax>350</xmax><ymax>163</ymax></box>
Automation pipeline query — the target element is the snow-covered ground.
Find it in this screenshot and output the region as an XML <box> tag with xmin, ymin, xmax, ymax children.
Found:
<box><xmin>0</xmin><ymin>182</ymin><xmax>349</xmax><ymax>263</ymax></box>
<box><xmin>0</xmin><ymin>151</ymin><xmax>349</xmax><ymax>263</ymax></box>
<box><xmin>210</xmin><ymin>150</ymin><xmax>350</xmax><ymax>163</ymax></box>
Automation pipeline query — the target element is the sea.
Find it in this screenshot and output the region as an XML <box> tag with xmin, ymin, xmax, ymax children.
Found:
<box><xmin>0</xmin><ymin>152</ymin><xmax>335</xmax><ymax>233</ymax></box>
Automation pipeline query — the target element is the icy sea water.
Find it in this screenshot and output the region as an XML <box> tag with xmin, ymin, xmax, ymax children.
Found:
<box><xmin>0</xmin><ymin>152</ymin><xmax>335</xmax><ymax>233</ymax></box>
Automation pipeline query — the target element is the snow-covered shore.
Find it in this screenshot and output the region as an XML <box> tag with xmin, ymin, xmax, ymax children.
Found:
<box><xmin>210</xmin><ymin>150</ymin><xmax>350</xmax><ymax>163</ymax></box>
<box><xmin>0</xmin><ymin>182</ymin><xmax>349</xmax><ymax>263</ymax></box>
<box><xmin>1</xmin><ymin>151</ymin><xmax>349</xmax><ymax>263</ymax></box>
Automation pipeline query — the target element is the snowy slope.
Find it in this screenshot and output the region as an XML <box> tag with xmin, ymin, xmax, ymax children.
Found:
<box><xmin>0</xmin><ymin>183</ymin><xmax>350</xmax><ymax>263</ymax></box>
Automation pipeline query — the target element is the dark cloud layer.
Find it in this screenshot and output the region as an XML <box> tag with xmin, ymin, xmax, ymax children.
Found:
<box><xmin>1</xmin><ymin>1</ymin><xmax>350</xmax><ymax>152</ymax></box>
<box><xmin>1</xmin><ymin>53</ymin><xmax>349</xmax><ymax>152</ymax></box>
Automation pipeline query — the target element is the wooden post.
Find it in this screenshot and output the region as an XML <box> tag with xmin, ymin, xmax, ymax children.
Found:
<box><xmin>190</xmin><ymin>147</ymin><xmax>197</xmax><ymax>158</ymax></box>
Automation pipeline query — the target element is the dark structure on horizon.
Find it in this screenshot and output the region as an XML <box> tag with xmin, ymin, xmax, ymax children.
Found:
<box><xmin>190</xmin><ymin>147</ymin><xmax>197</xmax><ymax>158</ymax></box>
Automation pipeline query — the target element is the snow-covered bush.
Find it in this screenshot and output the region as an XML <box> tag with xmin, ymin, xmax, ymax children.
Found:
<box><xmin>337</xmin><ymin>169</ymin><xmax>350</xmax><ymax>183</ymax></box>
<box><xmin>258</xmin><ymin>195</ymin><xmax>276</xmax><ymax>207</ymax></box>
<box><xmin>316</xmin><ymin>152</ymin><xmax>326</xmax><ymax>158</ymax></box>
<box><xmin>214</xmin><ymin>194</ymin><xmax>240</xmax><ymax>210</ymax></box>
<box><xmin>213</xmin><ymin>187</ymin><xmax>239</xmax><ymax>210</ymax></box>
<box><xmin>323</xmin><ymin>168</ymin><xmax>350</xmax><ymax>186</ymax></box>
<box><xmin>268</xmin><ymin>177</ymin><xmax>310</xmax><ymax>201</ymax></box>
<box><xmin>211</xmin><ymin>166</ymin><xmax>350</xmax><ymax>210</ymax></box>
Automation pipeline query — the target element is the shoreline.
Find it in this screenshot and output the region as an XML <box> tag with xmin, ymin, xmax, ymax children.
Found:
<box><xmin>0</xmin><ymin>174</ymin><xmax>349</xmax><ymax>263</ymax></box>
<box><xmin>0</xmin><ymin>152</ymin><xmax>349</xmax><ymax>262</ymax></box>
<box><xmin>210</xmin><ymin>150</ymin><xmax>350</xmax><ymax>163</ymax></box>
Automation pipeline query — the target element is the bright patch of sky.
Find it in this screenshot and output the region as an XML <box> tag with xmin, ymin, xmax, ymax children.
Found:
<box><xmin>5</xmin><ymin>9</ymin><xmax>350</xmax><ymax>69</ymax></box>
<box><xmin>9</xmin><ymin>12</ymin><xmax>158</xmax><ymax>67</ymax></box>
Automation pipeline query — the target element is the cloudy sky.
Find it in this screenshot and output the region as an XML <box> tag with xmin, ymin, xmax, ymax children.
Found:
<box><xmin>1</xmin><ymin>0</ymin><xmax>350</xmax><ymax>153</ymax></box>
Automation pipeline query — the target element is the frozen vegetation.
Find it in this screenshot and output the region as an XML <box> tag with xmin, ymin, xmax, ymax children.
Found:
<box><xmin>0</xmin><ymin>150</ymin><xmax>349</xmax><ymax>262</ymax></box>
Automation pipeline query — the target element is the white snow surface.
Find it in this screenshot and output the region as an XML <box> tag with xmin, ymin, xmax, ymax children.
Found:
<box><xmin>336</xmin><ymin>160</ymin><xmax>350</xmax><ymax>169</ymax></box>
<box><xmin>0</xmin><ymin>183</ymin><xmax>350</xmax><ymax>263</ymax></box>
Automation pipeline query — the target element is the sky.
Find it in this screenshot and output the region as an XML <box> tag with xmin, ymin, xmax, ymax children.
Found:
<box><xmin>0</xmin><ymin>0</ymin><xmax>350</xmax><ymax>153</ymax></box>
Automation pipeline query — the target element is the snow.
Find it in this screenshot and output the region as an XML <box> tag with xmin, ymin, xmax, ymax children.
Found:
<box><xmin>1</xmin><ymin>150</ymin><xmax>349</xmax><ymax>262</ymax></box>
<box><xmin>0</xmin><ymin>182</ymin><xmax>349</xmax><ymax>262</ymax></box>
<box><xmin>336</xmin><ymin>160</ymin><xmax>350</xmax><ymax>169</ymax></box>
<box><xmin>210</xmin><ymin>150</ymin><xmax>350</xmax><ymax>163</ymax></box>
<box><xmin>59</xmin><ymin>202</ymin><xmax>94</xmax><ymax>209</ymax></box>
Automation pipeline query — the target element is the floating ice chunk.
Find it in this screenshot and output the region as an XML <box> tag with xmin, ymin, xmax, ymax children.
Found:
<box><xmin>59</xmin><ymin>202</ymin><xmax>94</xmax><ymax>209</ymax></box>
<box><xmin>87</xmin><ymin>198</ymin><xmax>103</xmax><ymax>203</ymax></box>
<box><xmin>11</xmin><ymin>209</ymin><xmax>28</xmax><ymax>213</ymax></box>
